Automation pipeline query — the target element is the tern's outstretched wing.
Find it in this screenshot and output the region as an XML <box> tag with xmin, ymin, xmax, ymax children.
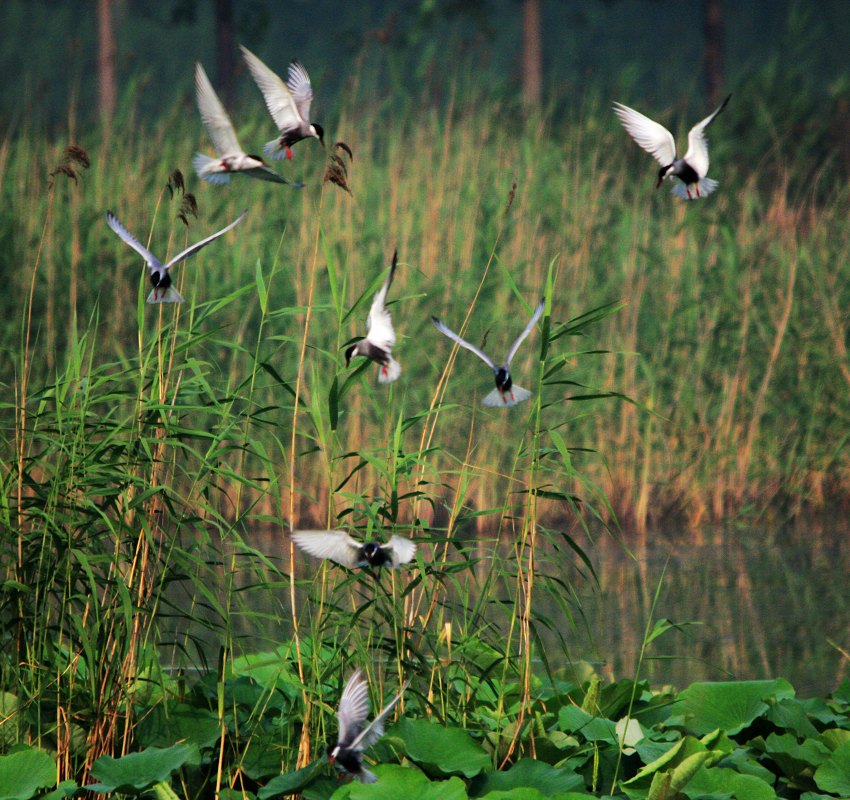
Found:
<box><xmin>287</xmin><ymin>59</ymin><xmax>315</xmax><ymax>123</ymax></box>
<box><xmin>336</xmin><ymin>669</ymin><xmax>372</xmax><ymax>748</ymax></box>
<box><xmin>291</xmin><ymin>530</ymin><xmax>361</xmax><ymax>569</ymax></box>
<box><xmin>383</xmin><ymin>535</ymin><xmax>416</xmax><ymax>568</ymax></box>
<box><xmin>106</xmin><ymin>212</ymin><xmax>161</xmax><ymax>273</ymax></box>
<box><xmin>366</xmin><ymin>250</ymin><xmax>397</xmax><ymax>350</ymax></box>
<box><xmin>163</xmin><ymin>211</ymin><xmax>247</xmax><ymax>271</ymax></box>
<box><xmin>195</xmin><ymin>62</ymin><xmax>243</xmax><ymax>158</ymax></box>
<box><xmin>241</xmin><ymin>45</ymin><xmax>303</xmax><ymax>133</ymax></box>
<box><xmin>431</xmin><ymin>316</ymin><xmax>495</xmax><ymax>370</ymax></box>
<box><xmin>683</xmin><ymin>93</ymin><xmax>731</xmax><ymax>179</ymax></box>
<box><xmin>505</xmin><ymin>299</ymin><xmax>545</xmax><ymax>367</ymax></box>
<box><xmin>613</xmin><ymin>102</ymin><xmax>677</xmax><ymax>166</ymax></box>
<box><xmin>348</xmin><ymin>679</ymin><xmax>410</xmax><ymax>752</ymax></box>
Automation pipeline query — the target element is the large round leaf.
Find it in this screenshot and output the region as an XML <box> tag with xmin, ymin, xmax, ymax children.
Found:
<box><xmin>681</xmin><ymin>766</ymin><xmax>776</xmax><ymax>800</ymax></box>
<box><xmin>670</xmin><ymin>680</ymin><xmax>794</xmax><ymax>736</ymax></box>
<box><xmin>557</xmin><ymin>707</ymin><xmax>617</xmax><ymax>744</ymax></box>
<box><xmin>387</xmin><ymin>719</ymin><xmax>490</xmax><ymax>778</ymax></box>
<box><xmin>0</xmin><ymin>749</ymin><xmax>56</xmax><ymax>800</ymax></box>
<box><xmin>259</xmin><ymin>759</ymin><xmax>327</xmax><ymax>799</ymax></box>
<box><xmin>330</xmin><ymin>765</ymin><xmax>468</xmax><ymax>799</ymax></box>
<box><xmin>87</xmin><ymin>743</ymin><xmax>200</xmax><ymax>792</ymax></box>
<box><xmin>478</xmin><ymin>793</ymin><xmax>592</xmax><ymax>800</ymax></box>
<box><xmin>814</xmin><ymin>740</ymin><xmax>850</xmax><ymax>796</ymax></box>
<box><xmin>469</xmin><ymin>758</ymin><xmax>583</xmax><ymax>797</ymax></box>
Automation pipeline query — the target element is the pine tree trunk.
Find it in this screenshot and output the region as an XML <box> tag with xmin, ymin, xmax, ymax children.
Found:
<box><xmin>704</xmin><ymin>0</ymin><xmax>725</xmax><ymax>107</ymax></box>
<box><xmin>97</xmin><ymin>0</ymin><xmax>116</xmax><ymax>123</ymax></box>
<box><xmin>522</xmin><ymin>0</ymin><xmax>542</xmax><ymax>109</ymax></box>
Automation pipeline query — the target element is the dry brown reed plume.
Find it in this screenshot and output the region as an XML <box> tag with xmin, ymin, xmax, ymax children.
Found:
<box><xmin>47</xmin><ymin>144</ymin><xmax>90</xmax><ymax>188</ymax></box>
<box><xmin>323</xmin><ymin>141</ymin><xmax>354</xmax><ymax>195</ymax></box>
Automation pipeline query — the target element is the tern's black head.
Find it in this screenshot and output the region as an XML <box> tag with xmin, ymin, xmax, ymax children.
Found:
<box><xmin>359</xmin><ymin>542</ymin><xmax>391</xmax><ymax>568</ymax></box>
<box><xmin>151</xmin><ymin>271</ymin><xmax>171</xmax><ymax>289</ymax></box>
<box><xmin>656</xmin><ymin>165</ymin><xmax>673</xmax><ymax>188</ymax></box>
<box><xmin>314</xmin><ymin>123</ymin><xmax>325</xmax><ymax>147</ymax></box>
<box><xmin>330</xmin><ymin>744</ymin><xmax>361</xmax><ymax>774</ymax></box>
<box><xmin>495</xmin><ymin>367</ymin><xmax>512</xmax><ymax>393</ymax></box>
<box><xmin>344</xmin><ymin>343</ymin><xmax>356</xmax><ymax>367</ymax></box>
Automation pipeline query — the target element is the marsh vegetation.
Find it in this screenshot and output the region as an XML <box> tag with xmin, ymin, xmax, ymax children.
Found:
<box><xmin>1</xmin><ymin>19</ymin><xmax>849</xmax><ymax>798</ymax></box>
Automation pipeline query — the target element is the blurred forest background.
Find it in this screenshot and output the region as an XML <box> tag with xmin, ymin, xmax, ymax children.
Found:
<box><xmin>4</xmin><ymin>0</ymin><xmax>850</xmax><ymax>145</ymax></box>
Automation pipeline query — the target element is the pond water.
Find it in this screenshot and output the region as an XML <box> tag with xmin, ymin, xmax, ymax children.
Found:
<box><xmin>166</xmin><ymin>519</ymin><xmax>849</xmax><ymax>698</ymax></box>
<box><xmin>552</xmin><ymin>522</ymin><xmax>849</xmax><ymax>697</ymax></box>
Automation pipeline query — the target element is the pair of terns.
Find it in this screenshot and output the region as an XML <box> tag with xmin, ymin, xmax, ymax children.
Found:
<box><xmin>193</xmin><ymin>45</ymin><xmax>323</xmax><ymax>186</ymax></box>
<box><xmin>346</xmin><ymin>252</ymin><xmax>545</xmax><ymax>408</ymax></box>
<box><xmin>614</xmin><ymin>94</ymin><xmax>731</xmax><ymax>199</ymax></box>
<box><xmin>293</xmin><ymin>532</ymin><xmax>411</xmax><ymax>783</ymax></box>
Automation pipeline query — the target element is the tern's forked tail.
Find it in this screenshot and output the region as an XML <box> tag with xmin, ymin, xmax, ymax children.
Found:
<box><xmin>263</xmin><ymin>138</ymin><xmax>288</xmax><ymax>161</ymax></box>
<box><xmin>192</xmin><ymin>153</ymin><xmax>232</xmax><ymax>185</ymax></box>
<box><xmin>147</xmin><ymin>286</ymin><xmax>185</xmax><ymax>304</ymax></box>
<box><xmin>377</xmin><ymin>356</ymin><xmax>401</xmax><ymax>384</ymax></box>
<box><xmin>671</xmin><ymin>176</ymin><xmax>719</xmax><ymax>200</ymax></box>
<box><xmin>482</xmin><ymin>384</ymin><xmax>533</xmax><ymax>408</ymax></box>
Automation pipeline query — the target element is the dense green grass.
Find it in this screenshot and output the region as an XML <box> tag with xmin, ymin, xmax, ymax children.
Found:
<box><xmin>1</xmin><ymin>63</ymin><xmax>849</xmax><ymax>792</ymax></box>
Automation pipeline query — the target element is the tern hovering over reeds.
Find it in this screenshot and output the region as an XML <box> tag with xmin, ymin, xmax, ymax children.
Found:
<box><xmin>330</xmin><ymin>669</ymin><xmax>409</xmax><ymax>783</ymax></box>
<box><xmin>433</xmin><ymin>299</ymin><xmax>545</xmax><ymax>407</ymax></box>
<box><xmin>105</xmin><ymin>209</ymin><xmax>247</xmax><ymax>303</ymax></box>
<box><xmin>192</xmin><ymin>62</ymin><xmax>295</xmax><ymax>185</ymax></box>
<box><xmin>345</xmin><ymin>251</ymin><xmax>401</xmax><ymax>383</ymax></box>
<box><xmin>240</xmin><ymin>45</ymin><xmax>324</xmax><ymax>160</ymax></box>
<box><xmin>613</xmin><ymin>94</ymin><xmax>731</xmax><ymax>199</ymax></box>
<box><xmin>291</xmin><ymin>530</ymin><xmax>416</xmax><ymax>570</ymax></box>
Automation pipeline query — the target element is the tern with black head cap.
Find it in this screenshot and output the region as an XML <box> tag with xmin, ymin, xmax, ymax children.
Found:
<box><xmin>192</xmin><ymin>63</ymin><xmax>296</xmax><ymax>185</ymax></box>
<box><xmin>291</xmin><ymin>530</ymin><xmax>415</xmax><ymax>570</ymax></box>
<box><xmin>432</xmin><ymin>298</ymin><xmax>545</xmax><ymax>407</ymax></box>
<box><xmin>344</xmin><ymin>251</ymin><xmax>401</xmax><ymax>384</ymax></box>
<box><xmin>329</xmin><ymin>669</ymin><xmax>409</xmax><ymax>783</ymax></box>
<box><xmin>613</xmin><ymin>94</ymin><xmax>731</xmax><ymax>199</ymax></box>
<box><xmin>240</xmin><ymin>45</ymin><xmax>325</xmax><ymax>161</ymax></box>
<box><xmin>105</xmin><ymin>209</ymin><xmax>247</xmax><ymax>304</ymax></box>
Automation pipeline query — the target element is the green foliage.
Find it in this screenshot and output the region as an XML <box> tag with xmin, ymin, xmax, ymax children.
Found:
<box><xmin>1</xmin><ymin>14</ymin><xmax>849</xmax><ymax>799</ymax></box>
<box><xmin>670</xmin><ymin>680</ymin><xmax>796</xmax><ymax>736</ymax></box>
<box><xmin>388</xmin><ymin>718</ymin><xmax>491</xmax><ymax>778</ymax></box>
<box><xmin>0</xmin><ymin>749</ymin><xmax>56</xmax><ymax>800</ymax></box>
<box><xmin>814</xmin><ymin>740</ymin><xmax>850</xmax><ymax>796</ymax></box>
<box><xmin>87</xmin><ymin>743</ymin><xmax>201</xmax><ymax>793</ymax></box>
<box><xmin>1</xmin><ymin>672</ymin><xmax>850</xmax><ymax>799</ymax></box>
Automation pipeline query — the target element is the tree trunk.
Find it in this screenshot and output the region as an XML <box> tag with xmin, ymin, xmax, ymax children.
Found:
<box><xmin>522</xmin><ymin>0</ymin><xmax>542</xmax><ymax>109</ymax></box>
<box><xmin>215</xmin><ymin>0</ymin><xmax>236</xmax><ymax>109</ymax></box>
<box><xmin>97</xmin><ymin>0</ymin><xmax>116</xmax><ymax>123</ymax></box>
<box><xmin>703</xmin><ymin>0</ymin><xmax>725</xmax><ymax>108</ymax></box>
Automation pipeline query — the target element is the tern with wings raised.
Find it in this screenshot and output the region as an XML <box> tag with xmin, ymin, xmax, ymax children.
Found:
<box><xmin>106</xmin><ymin>209</ymin><xmax>247</xmax><ymax>303</ymax></box>
<box><xmin>240</xmin><ymin>45</ymin><xmax>324</xmax><ymax>161</ymax></box>
<box><xmin>432</xmin><ymin>298</ymin><xmax>545</xmax><ymax>407</ymax></box>
<box><xmin>345</xmin><ymin>251</ymin><xmax>401</xmax><ymax>383</ymax></box>
<box><xmin>330</xmin><ymin>669</ymin><xmax>409</xmax><ymax>783</ymax></box>
<box><xmin>613</xmin><ymin>94</ymin><xmax>731</xmax><ymax>199</ymax></box>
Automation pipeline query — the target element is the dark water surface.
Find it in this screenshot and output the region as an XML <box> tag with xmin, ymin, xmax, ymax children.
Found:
<box><xmin>168</xmin><ymin>520</ymin><xmax>849</xmax><ymax>698</ymax></box>
<box><xmin>560</xmin><ymin>523</ymin><xmax>849</xmax><ymax>697</ymax></box>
